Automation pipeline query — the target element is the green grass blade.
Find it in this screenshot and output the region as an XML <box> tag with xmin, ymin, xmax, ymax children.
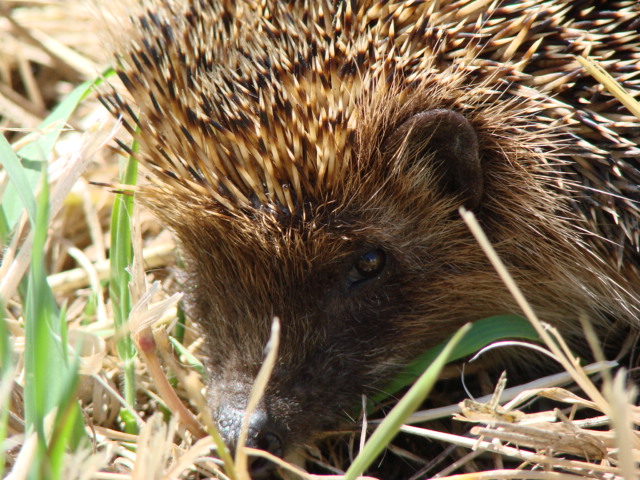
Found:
<box><xmin>20</xmin><ymin>80</ymin><xmax>95</xmax><ymax>159</ymax></box>
<box><xmin>345</xmin><ymin>323</ymin><xmax>472</xmax><ymax>480</ymax></box>
<box><xmin>46</xmin><ymin>355</ymin><xmax>84</xmax><ymax>480</ymax></box>
<box><xmin>0</xmin><ymin>302</ymin><xmax>10</xmax><ymax>376</ymax></box>
<box><xmin>24</xmin><ymin>171</ymin><xmax>65</xmax><ymax>429</ymax></box>
<box><xmin>0</xmin><ymin>77</ymin><xmax>96</xmax><ymax>479</ymax></box>
<box><xmin>109</xmin><ymin>147</ymin><xmax>139</xmax><ymax>424</ymax></box>
<box><xmin>0</xmin><ymin>301</ymin><xmax>12</xmax><ymax>479</ymax></box>
<box><xmin>0</xmin><ymin>134</ymin><xmax>37</xmax><ymax>234</ymax></box>
<box><xmin>0</xmin><ymin>80</ymin><xmax>94</xmax><ymax>235</ymax></box>
<box><xmin>23</xmin><ymin>171</ymin><xmax>73</xmax><ymax>479</ymax></box>
<box><xmin>169</xmin><ymin>336</ymin><xmax>204</xmax><ymax>374</ymax></box>
<box><xmin>373</xmin><ymin>314</ymin><xmax>538</xmax><ymax>403</ymax></box>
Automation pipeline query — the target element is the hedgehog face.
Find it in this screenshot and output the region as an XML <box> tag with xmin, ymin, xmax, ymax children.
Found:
<box><xmin>183</xmin><ymin>224</ymin><xmax>430</xmax><ymax>474</ymax></box>
<box><xmin>102</xmin><ymin>0</ymin><xmax>640</xmax><ymax>476</ymax></box>
<box><xmin>194</xmin><ymin>239</ymin><xmax>411</xmax><ymax>467</ymax></box>
<box><xmin>168</xmin><ymin>107</ymin><xmax>509</xmax><ymax>473</ymax></box>
<box><xmin>149</xmin><ymin>95</ymin><xmax>605</xmax><ymax>474</ymax></box>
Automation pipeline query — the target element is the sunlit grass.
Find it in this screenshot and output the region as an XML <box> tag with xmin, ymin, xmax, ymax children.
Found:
<box><xmin>108</xmin><ymin>143</ymin><xmax>139</xmax><ymax>433</ymax></box>
<box><xmin>0</xmin><ymin>4</ymin><xmax>639</xmax><ymax>479</ymax></box>
<box><xmin>1</xmin><ymin>80</ymin><xmax>95</xmax><ymax>479</ymax></box>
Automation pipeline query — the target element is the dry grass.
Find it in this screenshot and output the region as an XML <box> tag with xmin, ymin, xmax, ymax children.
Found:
<box><xmin>1</xmin><ymin>1</ymin><xmax>639</xmax><ymax>479</ymax></box>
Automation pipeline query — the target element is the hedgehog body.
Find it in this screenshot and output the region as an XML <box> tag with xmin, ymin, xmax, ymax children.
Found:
<box><xmin>102</xmin><ymin>0</ymin><xmax>640</xmax><ymax>475</ymax></box>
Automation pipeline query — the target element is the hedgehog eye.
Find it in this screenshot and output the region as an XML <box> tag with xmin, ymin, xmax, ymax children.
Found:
<box><xmin>348</xmin><ymin>248</ymin><xmax>386</xmax><ymax>287</ymax></box>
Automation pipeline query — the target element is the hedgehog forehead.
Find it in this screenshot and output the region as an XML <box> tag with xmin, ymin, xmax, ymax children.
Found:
<box><xmin>110</xmin><ymin>0</ymin><xmax>530</xmax><ymax>234</ymax></box>
<box><xmin>111</xmin><ymin>0</ymin><xmax>460</xmax><ymax>219</ymax></box>
<box><xmin>186</xmin><ymin>27</ymin><xmax>364</xmax><ymax>215</ymax></box>
<box><xmin>129</xmin><ymin>30</ymin><xmax>360</xmax><ymax>220</ymax></box>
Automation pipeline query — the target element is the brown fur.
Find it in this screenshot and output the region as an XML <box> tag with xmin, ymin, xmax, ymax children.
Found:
<box><xmin>100</xmin><ymin>0</ymin><xmax>640</xmax><ymax>462</ymax></box>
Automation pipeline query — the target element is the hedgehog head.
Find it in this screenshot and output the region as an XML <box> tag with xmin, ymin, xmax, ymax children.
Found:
<box><xmin>101</xmin><ymin>0</ymin><xmax>640</xmax><ymax>475</ymax></box>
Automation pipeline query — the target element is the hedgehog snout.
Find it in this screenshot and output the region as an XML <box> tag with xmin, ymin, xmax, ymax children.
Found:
<box><xmin>216</xmin><ymin>400</ymin><xmax>284</xmax><ymax>478</ymax></box>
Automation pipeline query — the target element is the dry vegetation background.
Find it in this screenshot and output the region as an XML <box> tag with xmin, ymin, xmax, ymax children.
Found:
<box><xmin>1</xmin><ymin>1</ymin><xmax>640</xmax><ymax>479</ymax></box>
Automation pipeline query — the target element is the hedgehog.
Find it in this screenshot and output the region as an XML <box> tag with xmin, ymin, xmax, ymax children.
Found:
<box><xmin>99</xmin><ymin>0</ymin><xmax>640</xmax><ymax>477</ymax></box>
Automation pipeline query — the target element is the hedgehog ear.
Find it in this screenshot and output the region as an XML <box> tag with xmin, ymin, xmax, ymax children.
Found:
<box><xmin>389</xmin><ymin>109</ymin><xmax>483</xmax><ymax>209</ymax></box>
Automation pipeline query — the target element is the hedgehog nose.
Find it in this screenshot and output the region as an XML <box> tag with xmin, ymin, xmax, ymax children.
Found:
<box><xmin>217</xmin><ymin>403</ymin><xmax>284</xmax><ymax>478</ymax></box>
